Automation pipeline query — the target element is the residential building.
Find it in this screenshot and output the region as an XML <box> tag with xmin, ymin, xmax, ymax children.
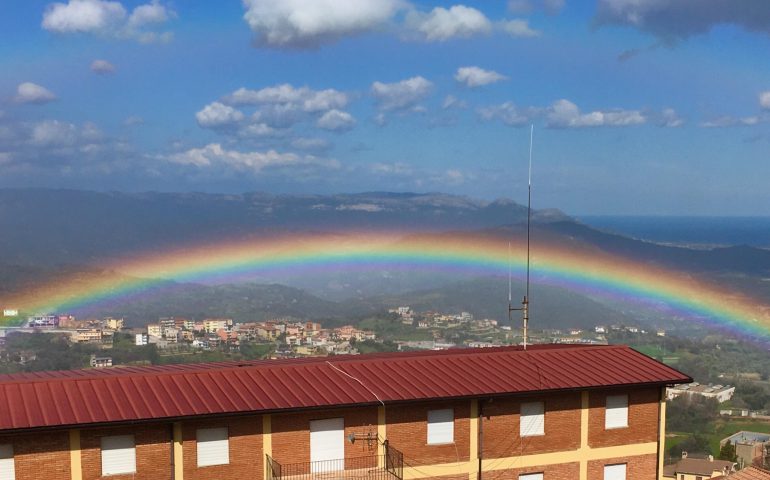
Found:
<box><xmin>147</xmin><ymin>323</ymin><xmax>162</xmax><ymax>338</ymax></box>
<box><xmin>662</xmin><ymin>453</ymin><xmax>735</xmax><ymax>479</ymax></box>
<box><xmin>0</xmin><ymin>344</ymin><xmax>689</xmax><ymax>480</ymax></box>
<box><xmin>720</xmin><ymin>466</ymin><xmax>770</xmax><ymax>479</ymax></box>
<box><xmin>73</xmin><ymin>328</ymin><xmax>103</xmax><ymax>344</ymax></box>
<box><xmin>720</xmin><ymin>432</ymin><xmax>770</xmax><ymax>469</ymax></box>
<box><xmin>204</xmin><ymin>318</ymin><xmax>233</xmax><ymax>333</ymax></box>
<box><xmin>667</xmin><ymin>382</ymin><xmax>735</xmax><ymax>403</ymax></box>
<box><xmin>103</xmin><ymin>317</ymin><xmax>124</xmax><ymax>331</ymax></box>
<box><xmin>89</xmin><ymin>355</ymin><xmax>113</xmax><ymax>368</ymax></box>
<box><xmin>135</xmin><ymin>333</ymin><xmax>148</xmax><ymax>346</ymax></box>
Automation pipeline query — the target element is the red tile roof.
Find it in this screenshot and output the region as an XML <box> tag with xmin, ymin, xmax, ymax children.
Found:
<box><xmin>0</xmin><ymin>344</ymin><xmax>690</xmax><ymax>432</ymax></box>
<box><xmin>725</xmin><ymin>467</ymin><xmax>770</xmax><ymax>480</ymax></box>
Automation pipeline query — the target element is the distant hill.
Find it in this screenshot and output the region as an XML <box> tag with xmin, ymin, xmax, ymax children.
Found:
<box><xmin>0</xmin><ymin>189</ymin><xmax>568</xmax><ymax>266</ymax></box>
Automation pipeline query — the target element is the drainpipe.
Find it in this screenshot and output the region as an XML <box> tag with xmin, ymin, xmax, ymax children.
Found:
<box><xmin>478</xmin><ymin>400</ymin><xmax>484</xmax><ymax>480</ymax></box>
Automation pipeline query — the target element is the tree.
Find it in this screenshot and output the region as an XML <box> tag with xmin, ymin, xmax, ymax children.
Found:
<box><xmin>718</xmin><ymin>440</ymin><xmax>737</xmax><ymax>462</ymax></box>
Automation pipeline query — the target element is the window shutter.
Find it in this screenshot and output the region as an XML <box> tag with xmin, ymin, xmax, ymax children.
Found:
<box><xmin>605</xmin><ymin>395</ymin><xmax>629</xmax><ymax>429</ymax></box>
<box><xmin>604</xmin><ymin>463</ymin><xmax>627</xmax><ymax>480</ymax></box>
<box><xmin>101</xmin><ymin>435</ymin><xmax>136</xmax><ymax>476</ymax></box>
<box><xmin>520</xmin><ymin>402</ymin><xmax>545</xmax><ymax>437</ymax></box>
<box><xmin>0</xmin><ymin>444</ymin><xmax>14</xmax><ymax>480</ymax></box>
<box><xmin>427</xmin><ymin>409</ymin><xmax>454</xmax><ymax>444</ymax></box>
<box><xmin>519</xmin><ymin>473</ymin><xmax>544</xmax><ymax>480</ymax></box>
<box><xmin>197</xmin><ymin>427</ymin><xmax>230</xmax><ymax>467</ymax></box>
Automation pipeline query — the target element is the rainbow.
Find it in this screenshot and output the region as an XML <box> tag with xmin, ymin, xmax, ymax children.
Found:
<box><xmin>4</xmin><ymin>231</ymin><xmax>770</xmax><ymax>342</ymax></box>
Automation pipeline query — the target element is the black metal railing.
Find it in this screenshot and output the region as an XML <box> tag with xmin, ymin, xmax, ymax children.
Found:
<box><xmin>267</xmin><ymin>444</ymin><xmax>403</xmax><ymax>480</ymax></box>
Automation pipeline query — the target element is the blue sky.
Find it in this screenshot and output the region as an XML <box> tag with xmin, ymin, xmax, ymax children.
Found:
<box><xmin>2</xmin><ymin>0</ymin><xmax>770</xmax><ymax>215</ymax></box>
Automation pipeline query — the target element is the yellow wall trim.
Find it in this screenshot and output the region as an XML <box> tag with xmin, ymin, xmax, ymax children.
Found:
<box><xmin>173</xmin><ymin>422</ymin><xmax>183</xmax><ymax>480</ymax></box>
<box><xmin>580</xmin><ymin>390</ymin><xmax>589</xmax><ymax>480</ymax></box>
<box><xmin>469</xmin><ymin>399</ymin><xmax>479</xmax><ymax>480</ymax></box>
<box><xmin>658</xmin><ymin>387</ymin><xmax>667</xmax><ymax>480</ymax></box>
<box><xmin>378</xmin><ymin>406</ymin><xmax>387</xmax><ymax>467</ymax></box>
<box><xmin>263</xmin><ymin>414</ymin><xmax>273</xmax><ymax>480</ymax></box>
<box><xmin>69</xmin><ymin>429</ymin><xmax>82</xmax><ymax>480</ymax></box>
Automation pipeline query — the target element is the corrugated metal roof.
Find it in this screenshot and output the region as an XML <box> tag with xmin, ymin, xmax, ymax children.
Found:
<box><xmin>0</xmin><ymin>344</ymin><xmax>690</xmax><ymax>431</ymax></box>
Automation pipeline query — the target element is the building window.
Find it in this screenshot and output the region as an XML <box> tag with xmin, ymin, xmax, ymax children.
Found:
<box><xmin>0</xmin><ymin>444</ymin><xmax>14</xmax><ymax>480</ymax></box>
<box><xmin>519</xmin><ymin>473</ymin><xmax>544</xmax><ymax>480</ymax></box>
<box><xmin>101</xmin><ymin>435</ymin><xmax>136</xmax><ymax>476</ymax></box>
<box><xmin>197</xmin><ymin>427</ymin><xmax>230</xmax><ymax>467</ymax></box>
<box><xmin>604</xmin><ymin>463</ymin><xmax>626</xmax><ymax>480</ymax></box>
<box><xmin>605</xmin><ymin>394</ymin><xmax>628</xmax><ymax>429</ymax></box>
<box><xmin>427</xmin><ymin>409</ymin><xmax>454</xmax><ymax>444</ymax></box>
<box><xmin>520</xmin><ymin>401</ymin><xmax>545</xmax><ymax>437</ymax></box>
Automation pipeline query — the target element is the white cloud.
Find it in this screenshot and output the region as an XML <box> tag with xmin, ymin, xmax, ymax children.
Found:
<box><xmin>407</xmin><ymin>5</ymin><xmax>492</xmax><ymax>42</ymax></box>
<box><xmin>442</xmin><ymin>95</ymin><xmax>467</xmax><ymax>109</ymax></box>
<box><xmin>195</xmin><ymin>102</ymin><xmax>245</xmax><ymax>128</ymax></box>
<box><xmin>291</xmin><ymin>137</ymin><xmax>331</xmax><ymax>151</ymax></box>
<box><xmin>238</xmin><ymin>122</ymin><xmax>281</xmax><ymax>138</ymax></box>
<box><xmin>500</xmin><ymin>19</ymin><xmax>540</xmax><ymax>37</ymax></box>
<box><xmin>224</xmin><ymin>84</ymin><xmax>348</xmax><ymax>112</ymax></box>
<box><xmin>659</xmin><ymin>108</ymin><xmax>684</xmax><ymax>127</ymax></box>
<box><xmin>371</xmin><ymin>162</ymin><xmax>413</xmax><ymax>175</ymax></box>
<box><xmin>455</xmin><ymin>66</ymin><xmax>507</xmax><ymax>87</ymax></box>
<box><xmin>477</xmin><ymin>102</ymin><xmax>533</xmax><ymax>126</ymax></box>
<box><xmin>316</xmin><ymin>109</ymin><xmax>356</xmax><ymax>131</ymax></box>
<box><xmin>42</xmin><ymin>0</ymin><xmax>126</xmax><ymax>33</ymax></box>
<box><xmin>42</xmin><ymin>0</ymin><xmax>174</xmax><ymax>43</ymax></box>
<box><xmin>167</xmin><ymin>143</ymin><xmax>340</xmax><ymax>173</ymax></box>
<box><xmin>123</xmin><ymin>115</ymin><xmax>144</xmax><ymax>126</ymax></box>
<box><xmin>242</xmin><ymin>0</ymin><xmax>405</xmax><ymax>48</ymax></box>
<box><xmin>371</xmin><ymin>76</ymin><xmax>433</xmax><ymax>111</ymax></box>
<box><xmin>700</xmin><ymin>116</ymin><xmax>761</xmax><ymax>128</ymax></box>
<box><xmin>30</xmin><ymin>120</ymin><xmax>79</xmax><ymax>147</ymax></box>
<box><xmin>15</xmin><ymin>82</ymin><xmax>57</xmax><ymax>104</ymax></box>
<box><xmin>90</xmin><ymin>59</ymin><xmax>115</xmax><ymax>74</ymax></box>
<box><xmin>547</xmin><ymin>99</ymin><xmax>646</xmax><ymax>128</ymax></box>
<box><xmin>760</xmin><ymin>91</ymin><xmax>770</xmax><ymax>110</ymax></box>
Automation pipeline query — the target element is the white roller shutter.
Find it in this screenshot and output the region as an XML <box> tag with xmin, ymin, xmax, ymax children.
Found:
<box><xmin>520</xmin><ymin>402</ymin><xmax>545</xmax><ymax>437</ymax></box>
<box><xmin>604</xmin><ymin>463</ymin><xmax>627</xmax><ymax>480</ymax></box>
<box><xmin>197</xmin><ymin>427</ymin><xmax>230</xmax><ymax>467</ymax></box>
<box><xmin>310</xmin><ymin>418</ymin><xmax>344</xmax><ymax>473</ymax></box>
<box><xmin>427</xmin><ymin>409</ymin><xmax>454</xmax><ymax>445</ymax></box>
<box><xmin>519</xmin><ymin>473</ymin><xmax>543</xmax><ymax>480</ymax></box>
<box><xmin>0</xmin><ymin>444</ymin><xmax>14</xmax><ymax>480</ymax></box>
<box><xmin>605</xmin><ymin>395</ymin><xmax>629</xmax><ymax>429</ymax></box>
<box><xmin>101</xmin><ymin>435</ymin><xmax>136</xmax><ymax>476</ymax></box>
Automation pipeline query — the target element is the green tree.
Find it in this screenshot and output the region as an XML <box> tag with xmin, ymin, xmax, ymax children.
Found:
<box><xmin>718</xmin><ymin>440</ymin><xmax>737</xmax><ymax>462</ymax></box>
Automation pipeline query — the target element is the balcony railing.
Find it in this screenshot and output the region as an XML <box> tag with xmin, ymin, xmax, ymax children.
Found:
<box><xmin>267</xmin><ymin>443</ymin><xmax>403</xmax><ymax>480</ymax></box>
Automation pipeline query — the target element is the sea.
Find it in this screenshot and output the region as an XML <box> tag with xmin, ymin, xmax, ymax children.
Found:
<box><xmin>577</xmin><ymin>216</ymin><xmax>770</xmax><ymax>249</ymax></box>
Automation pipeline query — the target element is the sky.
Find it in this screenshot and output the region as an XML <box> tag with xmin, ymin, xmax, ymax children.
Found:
<box><xmin>2</xmin><ymin>0</ymin><xmax>770</xmax><ymax>215</ymax></box>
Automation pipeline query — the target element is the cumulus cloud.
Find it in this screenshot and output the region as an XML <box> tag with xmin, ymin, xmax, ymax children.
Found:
<box><xmin>195</xmin><ymin>102</ymin><xmax>246</xmax><ymax>128</ymax></box>
<box><xmin>30</xmin><ymin>120</ymin><xmax>79</xmax><ymax>147</ymax></box>
<box><xmin>42</xmin><ymin>0</ymin><xmax>174</xmax><ymax>43</ymax></box>
<box><xmin>15</xmin><ymin>82</ymin><xmax>57</xmax><ymax>104</ymax></box>
<box><xmin>371</xmin><ymin>76</ymin><xmax>433</xmax><ymax>111</ymax></box>
<box><xmin>700</xmin><ymin>115</ymin><xmax>761</xmax><ymax>128</ymax></box>
<box><xmin>242</xmin><ymin>0</ymin><xmax>404</xmax><ymax>48</ymax></box>
<box><xmin>546</xmin><ymin>99</ymin><xmax>646</xmax><ymax>128</ymax></box>
<box><xmin>223</xmin><ymin>84</ymin><xmax>348</xmax><ymax>112</ymax></box>
<box><xmin>760</xmin><ymin>91</ymin><xmax>770</xmax><ymax>110</ymax></box>
<box><xmin>658</xmin><ymin>108</ymin><xmax>684</xmax><ymax>127</ymax></box>
<box><xmin>167</xmin><ymin>143</ymin><xmax>339</xmax><ymax>173</ymax></box>
<box><xmin>316</xmin><ymin>109</ymin><xmax>356</xmax><ymax>132</ymax></box>
<box><xmin>406</xmin><ymin>5</ymin><xmax>492</xmax><ymax>41</ymax></box>
<box><xmin>595</xmin><ymin>0</ymin><xmax>770</xmax><ymax>43</ymax></box>
<box><xmin>455</xmin><ymin>66</ymin><xmax>507</xmax><ymax>88</ymax></box>
<box><xmin>90</xmin><ymin>59</ymin><xmax>115</xmax><ymax>74</ymax></box>
<box><xmin>442</xmin><ymin>95</ymin><xmax>467</xmax><ymax>109</ymax></box>
<box><xmin>500</xmin><ymin>19</ymin><xmax>540</xmax><ymax>37</ymax></box>
<box><xmin>123</xmin><ymin>115</ymin><xmax>144</xmax><ymax>126</ymax></box>
<box><xmin>477</xmin><ymin>102</ymin><xmax>533</xmax><ymax>126</ymax></box>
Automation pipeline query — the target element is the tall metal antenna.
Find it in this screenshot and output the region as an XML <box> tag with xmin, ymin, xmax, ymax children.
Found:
<box><xmin>509</xmin><ymin>125</ymin><xmax>533</xmax><ymax>350</ymax></box>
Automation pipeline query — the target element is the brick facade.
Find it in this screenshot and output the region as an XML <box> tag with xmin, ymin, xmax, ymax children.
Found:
<box><xmin>483</xmin><ymin>462</ymin><xmax>581</xmax><ymax>480</ymax></box>
<box><xmin>182</xmin><ymin>415</ymin><xmax>263</xmax><ymax>480</ymax></box>
<box><xmin>482</xmin><ymin>392</ymin><xmax>581</xmax><ymax>458</ymax></box>
<box><xmin>588</xmin><ymin>453</ymin><xmax>658</xmax><ymax>480</ymax></box>
<box><xmin>387</xmin><ymin>400</ymin><xmax>471</xmax><ymax>466</ymax></box>
<box><xmin>80</xmin><ymin>424</ymin><xmax>172</xmax><ymax>480</ymax></box>
<box><xmin>0</xmin><ymin>431</ymin><xmax>70</xmax><ymax>480</ymax></box>
<box><xmin>588</xmin><ymin>387</ymin><xmax>661</xmax><ymax>448</ymax></box>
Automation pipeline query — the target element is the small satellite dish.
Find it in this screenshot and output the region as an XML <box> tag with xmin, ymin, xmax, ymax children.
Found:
<box><xmin>347</xmin><ymin>433</ymin><xmax>356</xmax><ymax>444</ymax></box>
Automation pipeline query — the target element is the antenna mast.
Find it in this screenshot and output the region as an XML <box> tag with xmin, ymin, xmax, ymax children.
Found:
<box><xmin>509</xmin><ymin>125</ymin><xmax>533</xmax><ymax>350</ymax></box>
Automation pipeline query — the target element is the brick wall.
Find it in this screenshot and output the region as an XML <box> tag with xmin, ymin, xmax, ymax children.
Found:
<box><xmin>0</xmin><ymin>431</ymin><xmax>70</xmax><ymax>480</ymax></box>
<box><xmin>80</xmin><ymin>424</ymin><xmax>172</xmax><ymax>480</ymax></box>
<box><xmin>387</xmin><ymin>400</ymin><xmax>471</xmax><ymax>466</ymax></box>
<box><xmin>481</xmin><ymin>392</ymin><xmax>581</xmax><ymax>458</ymax></box>
<box><xmin>182</xmin><ymin>415</ymin><xmax>263</xmax><ymax>480</ymax></box>
<box><xmin>588</xmin><ymin>387</ymin><xmax>661</xmax><ymax>448</ymax></box>
<box><xmin>272</xmin><ymin>407</ymin><xmax>379</xmax><ymax>466</ymax></box>
<box><xmin>482</xmin><ymin>462</ymin><xmax>581</xmax><ymax>480</ymax></box>
<box><xmin>587</xmin><ymin>453</ymin><xmax>658</xmax><ymax>480</ymax></box>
